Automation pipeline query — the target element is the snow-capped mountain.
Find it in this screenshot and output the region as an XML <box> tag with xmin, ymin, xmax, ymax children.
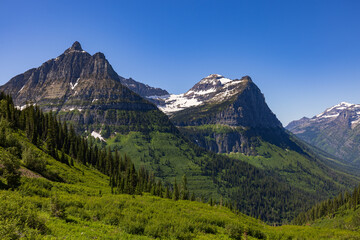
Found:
<box><xmin>154</xmin><ymin>74</ymin><xmax>251</xmax><ymax>114</ymax></box>
<box><xmin>286</xmin><ymin>102</ymin><xmax>360</xmax><ymax>165</ymax></box>
<box><xmin>155</xmin><ymin>74</ymin><xmax>287</xmax><ymax>155</ymax></box>
<box><xmin>287</xmin><ymin>102</ymin><xmax>360</xmax><ymax>132</ymax></box>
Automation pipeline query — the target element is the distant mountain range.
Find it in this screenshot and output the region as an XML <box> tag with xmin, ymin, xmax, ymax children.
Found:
<box><xmin>286</xmin><ymin>102</ymin><xmax>360</xmax><ymax>165</ymax></box>
<box><xmin>1</xmin><ymin>41</ymin><xmax>359</xmax><ymax>223</ymax></box>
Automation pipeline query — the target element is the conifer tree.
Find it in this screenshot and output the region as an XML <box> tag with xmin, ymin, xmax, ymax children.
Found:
<box><xmin>181</xmin><ymin>174</ymin><xmax>189</xmax><ymax>200</ymax></box>
<box><xmin>165</xmin><ymin>185</ymin><xmax>171</xmax><ymax>199</ymax></box>
<box><xmin>173</xmin><ymin>178</ymin><xmax>179</xmax><ymax>201</ymax></box>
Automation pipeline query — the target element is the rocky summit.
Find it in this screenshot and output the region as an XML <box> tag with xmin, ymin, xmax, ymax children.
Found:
<box><xmin>156</xmin><ymin>74</ymin><xmax>282</xmax><ymax>129</ymax></box>
<box><xmin>1</xmin><ymin>41</ymin><xmax>151</xmax><ymax>111</ymax></box>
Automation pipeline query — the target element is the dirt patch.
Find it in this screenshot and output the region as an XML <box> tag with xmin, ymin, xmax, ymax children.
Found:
<box><xmin>0</xmin><ymin>164</ymin><xmax>43</xmax><ymax>178</ymax></box>
<box><xmin>19</xmin><ymin>168</ymin><xmax>43</xmax><ymax>178</ymax></box>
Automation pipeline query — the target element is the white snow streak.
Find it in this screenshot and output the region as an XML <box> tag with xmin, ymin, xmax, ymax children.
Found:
<box><xmin>91</xmin><ymin>131</ymin><xmax>105</xmax><ymax>142</ymax></box>
<box><xmin>18</xmin><ymin>85</ymin><xmax>25</xmax><ymax>93</ymax></box>
<box><xmin>70</xmin><ymin>78</ymin><xmax>80</xmax><ymax>90</ymax></box>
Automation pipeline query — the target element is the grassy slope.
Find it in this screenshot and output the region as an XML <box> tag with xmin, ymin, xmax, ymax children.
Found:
<box><xmin>1</xmin><ymin>129</ymin><xmax>360</xmax><ymax>239</ymax></box>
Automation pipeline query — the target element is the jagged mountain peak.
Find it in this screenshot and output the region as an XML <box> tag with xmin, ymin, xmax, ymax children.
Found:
<box><xmin>64</xmin><ymin>41</ymin><xmax>85</xmax><ymax>54</ymax></box>
<box><xmin>194</xmin><ymin>74</ymin><xmax>232</xmax><ymax>89</ymax></box>
<box><xmin>0</xmin><ymin>42</ymin><xmax>154</xmax><ymax>113</ymax></box>
<box><xmin>240</xmin><ymin>75</ymin><xmax>252</xmax><ymax>82</ymax></box>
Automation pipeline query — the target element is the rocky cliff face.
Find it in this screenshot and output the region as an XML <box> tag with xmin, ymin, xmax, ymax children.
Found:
<box><xmin>286</xmin><ymin>102</ymin><xmax>360</xmax><ymax>165</ymax></box>
<box><xmin>0</xmin><ymin>42</ymin><xmax>175</xmax><ymax>134</ymax></box>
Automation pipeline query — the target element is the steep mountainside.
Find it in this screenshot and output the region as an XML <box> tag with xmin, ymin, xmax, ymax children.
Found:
<box><xmin>0</xmin><ymin>41</ymin><xmax>174</xmax><ymax>134</ymax></box>
<box><xmin>286</xmin><ymin>102</ymin><xmax>360</xmax><ymax>165</ymax></box>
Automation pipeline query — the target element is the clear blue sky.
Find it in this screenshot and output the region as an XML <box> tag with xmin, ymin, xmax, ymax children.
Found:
<box><xmin>1</xmin><ymin>0</ymin><xmax>360</xmax><ymax>125</ymax></box>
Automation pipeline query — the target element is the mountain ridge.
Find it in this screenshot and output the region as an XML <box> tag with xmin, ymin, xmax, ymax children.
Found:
<box><xmin>286</xmin><ymin>102</ymin><xmax>360</xmax><ymax>165</ymax></box>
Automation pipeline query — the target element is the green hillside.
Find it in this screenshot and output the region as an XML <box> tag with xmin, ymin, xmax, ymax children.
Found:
<box><xmin>1</xmin><ymin>127</ymin><xmax>360</xmax><ymax>239</ymax></box>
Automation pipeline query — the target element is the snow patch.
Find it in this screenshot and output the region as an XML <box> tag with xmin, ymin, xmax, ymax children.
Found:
<box><xmin>159</xmin><ymin>93</ymin><xmax>203</xmax><ymax>113</ymax></box>
<box><xmin>16</xmin><ymin>104</ymin><xmax>31</xmax><ymax>111</ymax></box>
<box><xmin>186</xmin><ymin>88</ymin><xmax>217</xmax><ymax>96</ymax></box>
<box><xmin>320</xmin><ymin>113</ymin><xmax>340</xmax><ymax>119</ymax></box>
<box><xmin>91</xmin><ymin>131</ymin><xmax>105</xmax><ymax>142</ymax></box>
<box><xmin>70</xmin><ymin>78</ymin><xmax>80</xmax><ymax>90</ymax></box>
<box><xmin>351</xmin><ymin>118</ymin><xmax>360</xmax><ymax>127</ymax></box>
<box><xmin>224</xmin><ymin>79</ymin><xmax>243</xmax><ymax>87</ymax></box>
<box><xmin>219</xmin><ymin>77</ymin><xmax>232</xmax><ymax>85</ymax></box>
<box><xmin>18</xmin><ymin>85</ymin><xmax>25</xmax><ymax>93</ymax></box>
<box><xmin>68</xmin><ymin>108</ymin><xmax>83</xmax><ymax>112</ymax></box>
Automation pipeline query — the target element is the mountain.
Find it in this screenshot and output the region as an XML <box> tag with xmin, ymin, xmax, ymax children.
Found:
<box><xmin>152</xmin><ymin>74</ymin><xmax>302</xmax><ymax>154</ymax></box>
<box><xmin>165</xmin><ymin>74</ymin><xmax>282</xmax><ymax>128</ymax></box>
<box><xmin>286</xmin><ymin>102</ymin><xmax>360</xmax><ymax>165</ymax></box>
<box><xmin>0</xmin><ymin>41</ymin><xmax>174</xmax><ymax>134</ymax></box>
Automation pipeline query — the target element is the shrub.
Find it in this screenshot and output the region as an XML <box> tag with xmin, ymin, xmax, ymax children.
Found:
<box><xmin>50</xmin><ymin>195</ymin><xmax>67</xmax><ymax>219</ymax></box>
<box><xmin>1</xmin><ymin>153</ymin><xmax>21</xmax><ymax>189</ymax></box>
<box><xmin>0</xmin><ymin>192</ymin><xmax>48</xmax><ymax>238</ymax></box>
<box><xmin>22</xmin><ymin>148</ymin><xmax>46</xmax><ymax>174</ymax></box>
<box><xmin>226</xmin><ymin>223</ymin><xmax>243</xmax><ymax>240</ymax></box>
